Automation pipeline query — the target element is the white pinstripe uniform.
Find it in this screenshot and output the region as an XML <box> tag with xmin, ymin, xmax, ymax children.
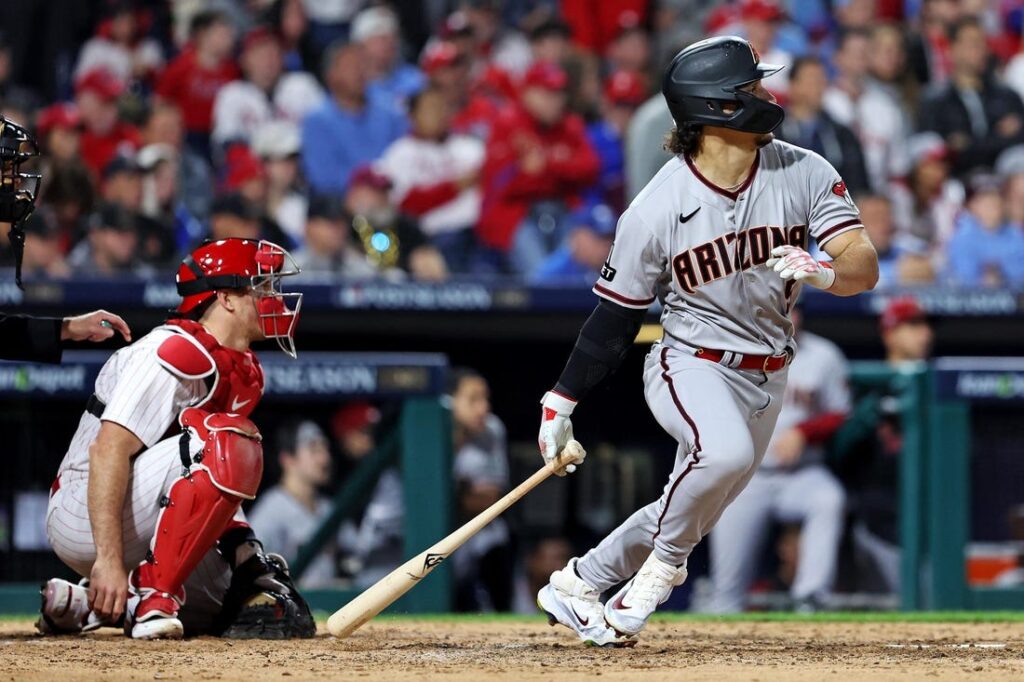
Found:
<box><xmin>46</xmin><ymin>327</ymin><xmax>244</xmax><ymax>632</ymax></box>
<box><xmin>573</xmin><ymin>140</ymin><xmax>863</xmax><ymax>592</ymax></box>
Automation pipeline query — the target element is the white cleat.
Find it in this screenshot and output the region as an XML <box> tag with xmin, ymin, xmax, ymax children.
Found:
<box><xmin>130</xmin><ymin>613</ymin><xmax>184</xmax><ymax>640</ymax></box>
<box><xmin>36</xmin><ymin>578</ymin><xmax>109</xmax><ymax>635</ymax></box>
<box><xmin>537</xmin><ymin>558</ymin><xmax>636</xmax><ymax>648</ymax></box>
<box><xmin>603</xmin><ymin>553</ymin><xmax>687</xmax><ymax>637</ymax></box>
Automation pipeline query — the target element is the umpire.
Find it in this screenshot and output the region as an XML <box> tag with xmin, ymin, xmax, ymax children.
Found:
<box><xmin>0</xmin><ymin>114</ymin><xmax>130</xmax><ymax>363</ymax></box>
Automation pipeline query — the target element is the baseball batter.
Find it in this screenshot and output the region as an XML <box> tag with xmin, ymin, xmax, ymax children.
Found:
<box><xmin>535</xmin><ymin>36</ymin><xmax>878</xmax><ymax>647</ymax></box>
<box><xmin>37</xmin><ymin>238</ymin><xmax>315</xmax><ymax>640</ymax></box>
<box><xmin>709</xmin><ymin>308</ymin><xmax>852</xmax><ymax>613</ymax></box>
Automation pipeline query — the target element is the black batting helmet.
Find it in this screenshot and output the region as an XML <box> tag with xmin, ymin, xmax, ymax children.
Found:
<box><xmin>662</xmin><ymin>36</ymin><xmax>785</xmax><ymax>135</ymax></box>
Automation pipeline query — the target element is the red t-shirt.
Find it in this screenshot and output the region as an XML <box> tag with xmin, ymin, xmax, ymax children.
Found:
<box><xmin>156</xmin><ymin>47</ymin><xmax>240</xmax><ymax>134</ymax></box>
<box><xmin>80</xmin><ymin>122</ymin><xmax>142</xmax><ymax>179</ymax></box>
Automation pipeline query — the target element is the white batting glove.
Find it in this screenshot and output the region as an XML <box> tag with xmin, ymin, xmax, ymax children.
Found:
<box><xmin>766</xmin><ymin>245</ymin><xmax>836</xmax><ymax>290</ymax></box>
<box><xmin>538</xmin><ymin>391</ymin><xmax>582</xmax><ymax>476</ymax></box>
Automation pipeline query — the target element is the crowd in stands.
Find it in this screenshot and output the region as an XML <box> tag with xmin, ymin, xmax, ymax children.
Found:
<box><xmin>4</xmin><ymin>0</ymin><xmax>1024</xmax><ymax>288</ymax></box>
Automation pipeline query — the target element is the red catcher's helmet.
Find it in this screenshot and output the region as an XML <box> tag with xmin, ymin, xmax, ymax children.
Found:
<box><xmin>175</xmin><ymin>238</ymin><xmax>303</xmax><ymax>357</ymax></box>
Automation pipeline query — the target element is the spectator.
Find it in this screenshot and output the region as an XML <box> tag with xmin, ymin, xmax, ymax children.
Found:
<box><xmin>422</xmin><ymin>41</ymin><xmax>501</xmax><ymax>142</ymax></box>
<box><xmin>906</xmin><ymin>0</ymin><xmax>961</xmax><ymax>85</ymax></box>
<box><xmin>823</xmin><ymin>29</ymin><xmax>910</xmax><ymax>193</ymax></box>
<box><xmin>836</xmin><ymin>297</ymin><xmax>934</xmax><ymax>593</ymax></box>
<box><xmin>142</xmin><ymin>102</ymin><xmax>214</xmax><ymax>222</ymax></box>
<box><xmin>587</xmin><ymin>71</ymin><xmax>647</xmax><ymax>212</ymax></box>
<box><xmin>604</xmin><ymin>22</ymin><xmax>652</xmax><ymax>78</ymax></box>
<box><xmin>710</xmin><ymin>306</ymin><xmax>850</xmax><ymax>613</ymax></box>
<box><xmin>531</xmin><ymin>202</ymin><xmax>616</xmax><ymax>284</ymax></box>
<box><xmin>253</xmin><ymin>121</ymin><xmax>308</xmax><ymax>244</ymax></box>
<box><xmin>35</xmin><ymin>103</ymin><xmax>83</xmax><ymax>169</ymax></box>
<box><xmin>512</xmin><ymin>536</ymin><xmax>573</xmax><ymax>614</ymax></box>
<box><xmin>859</xmin><ymin>193</ymin><xmax>934</xmax><ymax>288</ymax></box>
<box><xmin>996</xmin><ymin>146</ymin><xmax>1024</xmax><ymax>227</ymax></box>
<box><xmin>352</xmin><ymin>6</ymin><xmax>425</xmax><ymax>109</ymax></box>
<box><xmin>345</xmin><ymin>165</ymin><xmax>449</xmax><ymax>281</ymax></box>
<box><xmin>918</xmin><ymin>17</ymin><xmax>1024</xmax><ymax>177</ymax></box>
<box><xmin>738</xmin><ymin>0</ymin><xmax>792</xmax><ymax>99</ymax></box>
<box><xmin>38</xmin><ymin>167</ymin><xmax>95</xmax><ymax>250</ymax></box>
<box><xmin>561</xmin><ymin>1</ymin><xmax>651</xmax><ymax>55</ymax></box>
<box><xmin>889</xmin><ymin>132</ymin><xmax>964</xmax><ymax>257</ymax></box>
<box><xmin>477</xmin><ymin>62</ymin><xmax>599</xmax><ymax>273</ymax></box>
<box><xmin>293</xmin><ymin>194</ymin><xmax>376</xmax><ymax>277</ymax></box>
<box><xmin>946</xmin><ymin>172</ymin><xmax>1024</xmax><ymax>288</ymax></box>
<box><xmin>100</xmin><ymin>155</ymin><xmax>143</xmax><ymax>212</ymax></box>
<box><xmin>16</xmin><ymin>208</ymin><xmax>70</xmax><ymax>280</ymax></box>
<box><xmin>377</xmin><ymin>87</ymin><xmax>484</xmax><ymax>273</ymax></box>
<box><xmin>219</xmin><ymin>144</ymin><xmax>292</xmax><ymax>248</ymax></box>
<box><xmin>35</xmin><ymin>104</ymin><xmax>95</xmax><ymax>233</ymax></box>
<box><xmin>75</xmin><ymin>68</ymin><xmax>141</xmax><ymax>179</ymax></box>
<box><xmin>777</xmin><ymin>57</ymin><xmax>870</xmax><ymax>193</ymax></box>
<box><xmin>73</xmin><ymin>2</ymin><xmax>164</xmax><ymax>86</ymax></box>
<box><xmin>206</xmin><ymin>193</ymin><xmax>261</xmax><ymax>243</ymax></box>
<box><xmin>135</xmin><ymin>144</ymin><xmax>195</xmax><ymax>263</ymax></box>
<box><xmin>155</xmin><ymin>10</ymin><xmax>239</xmax><ymax>156</ymax></box>
<box><xmin>448</xmin><ymin>367</ymin><xmax>512</xmax><ymax>612</ymax></box>
<box><xmin>301</xmin><ymin>41</ymin><xmax>408</xmax><ymax>194</ymax></box>
<box><xmin>266</xmin><ymin>0</ymin><xmax>317</xmax><ymax>73</ymax></box>
<box><xmin>459</xmin><ymin>1</ymin><xmax>532</xmax><ymax>77</ymax></box>
<box><xmin>867</xmin><ymin>23</ymin><xmax>919</xmax><ymax>124</ymax></box>
<box><xmin>248</xmin><ymin>420</ymin><xmax>339</xmax><ymax>589</ymax></box>
<box><xmin>67</xmin><ymin>202</ymin><xmax>145</xmax><ymax>276</ymax></box>
<box><xmin>211</xmin><ymin>26</ymin><xmax>323</xmax><ymax>149</ymax></box>
<box><xmin>529</xmin><ymin>19</ymin><xmax>573</xmax><ymax>66</ymax></box>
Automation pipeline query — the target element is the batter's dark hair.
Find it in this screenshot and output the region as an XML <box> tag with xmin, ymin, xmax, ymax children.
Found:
<box><xmin>664</xmin><ymin>122</ymin><xmax>703</xmax><ymax>157</ymax></box>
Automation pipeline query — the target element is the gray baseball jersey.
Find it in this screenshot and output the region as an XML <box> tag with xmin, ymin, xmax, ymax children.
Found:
<box><xmin>572</xmin><ymin>141</ymin><xmax>863</xmax><ymax>598</ymax></box>
<box><xmin>594</xmin><ymin>140</ymin><xmax>862</xmax><ymax>356</ymax></box>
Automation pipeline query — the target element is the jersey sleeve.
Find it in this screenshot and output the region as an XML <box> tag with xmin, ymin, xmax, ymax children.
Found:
<box><xmin>806</xmin><ymin>154</ymin><xmax>863</xmax><ymax>249</ymax></box>
<box><xmin>592</xmin><ymin>208</ymin><xmax>665</xmax><ymax>309</ymax></box>
<box><xmin>101</xmin><ymin>343</ymin><xmax>206</xmax><ymax>448</ymax></box>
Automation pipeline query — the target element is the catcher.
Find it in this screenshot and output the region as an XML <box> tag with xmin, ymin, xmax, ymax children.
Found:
<box><xmin>38</xmin><ymin>237</ymin><xmax>314</xmax><ymax>639</ymax></box>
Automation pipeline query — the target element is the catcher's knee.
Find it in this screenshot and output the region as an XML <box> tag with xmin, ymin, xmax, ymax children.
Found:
<box><xmin>180</xmin><ymin>407</ymin><xmax>263</xmax><ymax>500</ymax></box>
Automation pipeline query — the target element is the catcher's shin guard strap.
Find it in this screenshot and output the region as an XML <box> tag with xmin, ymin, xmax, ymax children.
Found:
<box><xmin>140</xmin><ymin>470</ymin><xmax>245</xmax><ymax>602</ymax></box>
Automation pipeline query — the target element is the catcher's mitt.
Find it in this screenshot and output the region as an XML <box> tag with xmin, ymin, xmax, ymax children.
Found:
<box><xmin>215</xmin><ymin>551</ymin><xmax>316</xmax><ymax>639</ymax></box>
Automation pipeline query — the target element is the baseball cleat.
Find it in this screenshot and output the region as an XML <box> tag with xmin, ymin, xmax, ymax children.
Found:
<box><xmin>36</xmin><ymin>577</ymin><xmax>109</xmax><ymax>635</ymax></box>
<box><xmin>127</xmin><ymin>571</ymin><xmax>185</xmax><ymax>640</ymax></box>
<box><xmin>603</xmin><ymin>552</ymin><xmax>687</xmax><ymax>637</ymax></box>
<box><xmin>537</xmin><ymin>558</ymin><xmax>636</xmax><ymax>648</ymax></box>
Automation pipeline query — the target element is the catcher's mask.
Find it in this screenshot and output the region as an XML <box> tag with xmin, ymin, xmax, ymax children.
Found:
<box><xmin>0</xmin><ymin>115</ymin><xmax>42</xmax><ymax>287</ymax></box>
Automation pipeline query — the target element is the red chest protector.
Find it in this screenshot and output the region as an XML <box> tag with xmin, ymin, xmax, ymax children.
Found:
<box><xmin>156</xmin><ymin>319</ymin><xmax>264</xmax><ymax>417</ymax></box>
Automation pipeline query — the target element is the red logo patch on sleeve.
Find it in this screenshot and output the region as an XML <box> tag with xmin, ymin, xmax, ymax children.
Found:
<box><xmin>831</xmin><ymin>181</ymin><xmax>847</xmax><ymax>197</ymax></box>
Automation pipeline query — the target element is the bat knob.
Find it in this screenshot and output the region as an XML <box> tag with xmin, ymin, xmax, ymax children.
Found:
<box><xmin>554</xmin><ymin>439</ymin><xmax>586</xmax><ymax>474</ymax></box>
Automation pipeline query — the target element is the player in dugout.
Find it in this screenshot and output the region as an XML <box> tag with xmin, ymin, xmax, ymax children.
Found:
<box><xmin>0</xmin><ymin>114</ymin><xmax>131</xmax><ymax>361</ymax></box>
<box><xmin>36</xmin><ymin>236</ymin><xmax>315</xmax><ymax>640</ymax></box>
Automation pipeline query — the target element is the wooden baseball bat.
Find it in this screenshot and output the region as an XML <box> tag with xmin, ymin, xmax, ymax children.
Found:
<box><xmin>327</xmin><ymin>440</ymin><xmax>585</xmax><ymax>638</ymax></box>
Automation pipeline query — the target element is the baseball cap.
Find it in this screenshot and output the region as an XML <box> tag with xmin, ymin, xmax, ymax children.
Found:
<box><xmin>295</xmin><ymin>420</ymin><xmax>328</xmax><ymax>449</ymax></box>
<box><xmin>349</xmin><ymin>165</ymin><xmax>393</xmax><ymax>191</ymax></box>
<box><xmin>36</xmin><ymin>103</ymin><xmax>82</xmax><ymax>137</ymax></box>
<box><xmin>529</xmin><ymin>18</ymin><xmax>572</xmax><ymax>43</ymax></box>
<box><xmin>880</xmin><ymin>296</ymin><xmax>927</xmax><ymax>332</ymax></box>
<box><xmin>210</xmin><ymin>192</ymin><xmax>260</xmax><ymax>221</ymax></box>
<box><xmin>740</xmin><ymin>0</ymin><xmax>786</xmax><ymax>22</ymax></box>
<box><xmin>420</xmin><ymin>41</ymin><xmax>464</xmax><ymax>73</ymax></box>
<box><xmin>439</xmin><ymin>11</ymin><xmax>474</xmax><ymax>39</ymax></box>
<box><xmin>332</xmin><ymin>402</ymin><xmax>381</xmax><ymax>439</ymax></box>
<box><xmin>22</xmin><ymin>206</ymin><xmax>61</xmax><ymax>238</ymax></box>
<box><xmin>136</xmin><ymin>143</ymin><xmax>176</xmax><ymax>172</ymax></box>
<box><xmin>570</xmin><ymin>203</ymin><xmax>617</xmax><ymax>237</ymax></box>
<box><xmin>89</xmin><ymin>202</ymin><xmax>137</xmax><ymax>232</ymax></box>
<box><xmin>222</xmin><ymin>145</ymin><xmax>266</xmax><ymax>190</ymax></box>
<box><xmin>965</xmin><ymin>170</ymin><xmax>1002</xmax><ymax>201</ymax></box>
<box><xmin>102</xmin><ymin>154</ymin><xmax>141</xmax><ymax>180</ymax></box>
<box><xmin>522</xmin><ymin>61</ymin><xmax>569</xmax><ymax>91</ymax></box>
<box><xmin>252</xmin><ymin>120</ymin><xmax>301</xmax><ymax>159</ymax></box>
<box><xmin>907</xmin><ymin>132</ymin><xmax>949</xmax><ymax>167</ymax></box>
<box><xmin>351</xmin><ymin>6</ymin><xmax>398</xmax><ymax>42</ymax></box>
<box><xmin>242</xmin><ymin>26</ymin><xmax>280</xmax><ymax>52</ymax></box>
<box><xmin>307</xmin><ymin>194</ymin><xmax>349</xmax><ymax>221</ymax></box>
<box><xmin>604</xmin><ymin>70</ymin><xmax>646</xmax><ymax>107</ymax></box>
<box><xmin>75</xmin><ymin>68</ymin><xmax>126</xmax><ymax>100</ymax></box>
<box><xmin>995</xmin><ymin>145</ymin><xmax>1024</xmax><ymax>178</ymax></box>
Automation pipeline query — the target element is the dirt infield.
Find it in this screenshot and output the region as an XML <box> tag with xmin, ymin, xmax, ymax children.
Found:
<box><xmin>1</xmin><ymin>617</ymin><xmax>1023</xmax><ymax>681</ymax></box>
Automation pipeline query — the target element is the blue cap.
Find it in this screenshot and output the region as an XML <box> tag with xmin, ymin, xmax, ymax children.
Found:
<box><xmin>571</xmin><ymin>203</ymin><xmax>616</xmax><ymax>237</ymax></box>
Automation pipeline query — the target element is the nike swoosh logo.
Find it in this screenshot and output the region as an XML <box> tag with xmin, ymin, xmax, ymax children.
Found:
<box><xmin>612</xmin><ymin>593</ymin><xmax>631</xmax><ymax>610</ymax></box>
<box><xmin>571</xmin><ymin>605</ymin><xmax>589</xmax><ymax>626</ymax></box>
<box><xmin>231</xmin><ymin>397</ymin><xmax>252</xmax><ymax>412</ymax></box>
<box><xmin>678</xmin><ymin>207</ymin><xmax>701</xmax><ymax>223</ymax></box>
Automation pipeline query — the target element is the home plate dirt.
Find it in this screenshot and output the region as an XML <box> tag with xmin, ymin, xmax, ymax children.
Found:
<box><xmin>1</xmin><ymin>619</ymin><xmax>1022</xmax><ymax>680</ymax></box>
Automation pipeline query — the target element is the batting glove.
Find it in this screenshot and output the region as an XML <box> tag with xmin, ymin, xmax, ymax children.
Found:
<box><xmin>767</xmin><ymin>245</ymin><xmax>836</xmax><ymax>290</ymax></box>
<box><xmin>538</xmin><ymin>390</ymin><xmax>582</xmax><ymax>476</ymax></box>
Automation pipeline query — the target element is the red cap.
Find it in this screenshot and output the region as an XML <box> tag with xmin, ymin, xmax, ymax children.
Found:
<box><xmin>740</xmin><ymin>0</ymin><xmax>785</xmax><ymax>22</ymax></box>
<box><xmin>522</xmin><ymin>61</ymin><xmax>568</xmax><ymax>91</ymax></box>
<box><xmin>349</xmin><ymin>164</ymin><xmax>392</xmax><ymax>191</ymax></box>
<box><xmin>439</xmin><ymin>11</ymin><xmax>473</xmax><ymax>40</ymax></box>
<box><xmin>604</xmin><ymin>71</ymin><xmax>646</xmax><ymax>107</ymax></box>
<box><xmin>420</xmin><ymin>41</ymin><xmax>463</xmax><ymax>73</ymax></box>
<box><xmin>75</xmin><ymin>68</ymin><xmax>126</xmax><ymax>100</ymax></box>
<box><xmin>242</xmin><ymin>26</ymin><xmax>280</xmax><ymax>52</ymax></box>
<box><xmin>332</xmin><ymin>402</ymin><xmax>381</xmax><ymax>439</ymax></box>
<box><xmin>223</xmin><ymin>145</ymin><xmax>266</xmax><ymax>190</ymax></box>
<box><xmin>36</xmin><ymin>103</ymin><xmax>82</xmax><ymax>137</ymax></box>
<box><xmin>880</xmin><ymin>296</ymin><xmax>927</xmax><ymax>332</ymax></box>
